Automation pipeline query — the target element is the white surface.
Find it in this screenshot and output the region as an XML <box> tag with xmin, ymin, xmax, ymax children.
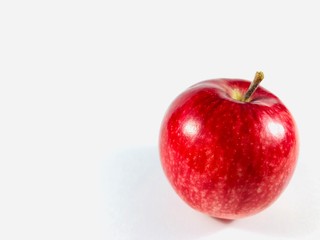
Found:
<box><xmin>0</xmin><ymin>1</ymin><xmax>319</xmax><ymax>239</ymax></box>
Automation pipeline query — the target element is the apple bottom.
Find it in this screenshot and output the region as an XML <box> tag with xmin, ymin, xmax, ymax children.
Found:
<box><xmin>161</xmin><ymin>154</ymin><xmax>296</xmax><ymax>219</ymax></box>
<box><xmin>180</xmin><ymin>170</ymin><xmax>295</xmax><ymax>219</ymax></box>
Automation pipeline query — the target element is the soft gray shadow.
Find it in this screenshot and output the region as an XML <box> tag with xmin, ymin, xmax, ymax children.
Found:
<box><xmin>102</xmin><ymin>146</ymin><xmax>228</xmax><ymax>240</ymax></box>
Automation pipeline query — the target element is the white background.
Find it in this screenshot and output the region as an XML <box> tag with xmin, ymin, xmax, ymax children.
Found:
<box><xmin>0</xmin><ymin>1</ymin><xmax>319</xmax><ymax>239</ymax></box>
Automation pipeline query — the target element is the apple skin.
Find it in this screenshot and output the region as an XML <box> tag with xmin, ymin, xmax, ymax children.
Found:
<box><xmin>159</xmin><ymin>78</ymin><xmax>299</xmax><ymax>219</ymax></box>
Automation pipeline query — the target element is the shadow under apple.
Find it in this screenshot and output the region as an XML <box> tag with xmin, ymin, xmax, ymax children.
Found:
<box><xmin>102</xmin><ymin>146</ymin><xmax>227</xmax><ymax>240</ymax></box>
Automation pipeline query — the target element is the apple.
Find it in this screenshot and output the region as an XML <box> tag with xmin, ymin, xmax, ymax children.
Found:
<box><xmin>159</xmin><ymin>72</ymin><xmax>299</xmax><ymax>219</ymax></box>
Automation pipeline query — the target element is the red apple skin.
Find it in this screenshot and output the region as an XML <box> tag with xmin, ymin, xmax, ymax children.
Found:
<box><xmin>159</xmin><ymin>79</ymin><xmax>299</xmax><ymax>219</ymax></box>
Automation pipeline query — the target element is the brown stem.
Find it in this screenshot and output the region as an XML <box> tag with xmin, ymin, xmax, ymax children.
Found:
<box><xmin>243</xmin><ymin>71</ymin><xmax>264</xmax><ymax>102</ymax></box>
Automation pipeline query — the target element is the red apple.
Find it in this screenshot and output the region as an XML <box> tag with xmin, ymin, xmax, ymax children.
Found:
<box><xmin>159</xmin><ymin>72</ymin><xmax>299</xmax><ymax>219</ymax></box>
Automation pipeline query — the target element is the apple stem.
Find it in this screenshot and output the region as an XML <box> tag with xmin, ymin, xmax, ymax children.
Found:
<box><xmin>243</xmin><ymin>71</ymin><xmax>264</xmax><ymax>102</ymax></box>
